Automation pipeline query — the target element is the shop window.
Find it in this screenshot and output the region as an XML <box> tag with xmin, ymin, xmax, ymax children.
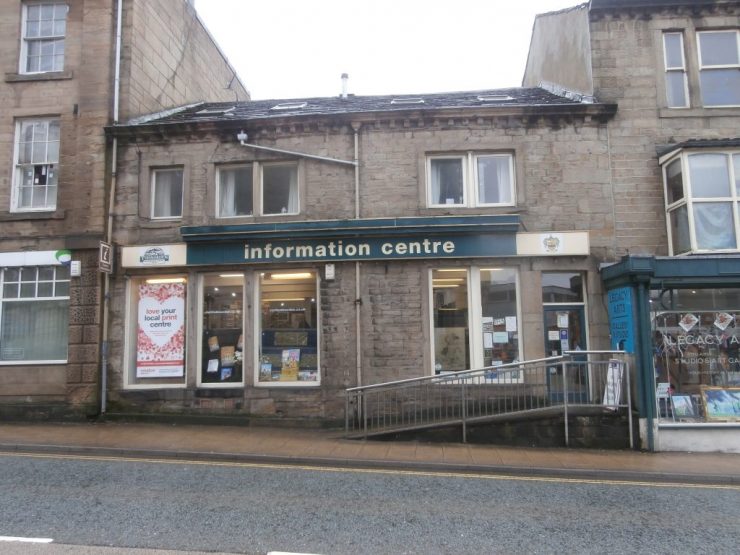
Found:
<box><xmin>427</xmin><ymin>153</ymin><xmax>514</xmax><ymax>208</ymax></box>
<box><xmin>662</xmin><ymin>151</ymin><xmax>740</xmax><ymax>254</ymax></box>
<box><xmin>200</xmin><ymin>274</ymin><xmax>244</xmax><ymax>385</ymax></box>
<box><xmin>697</xmin><ymin>30</ymin><xmax>740</xmax><ymax>107</ymax></box>
<box><xmin>257</xmin><ymin>270</ymin><xmax>318</xmax><ymax>385</ymax></box>
<box><xmin>125</xmin><ymin>276</ymin><xmax>187</xmax><ymax>388</ymax></box>
<box><xmin>12</xmin><ymin>118</ymin><xmax>60</xmax><ymax>212</ymax></box>
<box><xmin>662</xmin><ymin>32</ymin><xmax>689</xmax><ymax>108</ymax></box>
<box><xmin>217</xmin><ymin>165</ymin><xmax>253</xmax><ymax>217</ymax></box>
<box><xmin>652</xmin><ymin>288</ymin><xmax>740</xmax><ymax>423</ymax></box>
<box><xmin>151</xmin><ymin>168</ymin><xmax>183</xmax><ymax>219</ymax></box>
<box><xmin>431</xmin><ymin>267</ymin><xmax>520</xmax><ymax>377</ymax></box>
<box><xmin>20</xmin><ymin>3</ymin><xmax>68</xmax><ymax>74</ymax></box>
<box><xmin>0</xmin><ymin>265</ymin><xmax>69</xmax><ymax>363</ymax></box>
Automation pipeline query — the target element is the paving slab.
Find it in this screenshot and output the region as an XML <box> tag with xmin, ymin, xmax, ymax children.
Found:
<box><xmin>0</xmin><ymin>422</ymin><xmax>739</xmax><ymax>484</ymax></box>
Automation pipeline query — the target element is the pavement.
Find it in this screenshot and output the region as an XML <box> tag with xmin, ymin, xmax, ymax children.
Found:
<box><xmin>1</xmin><ymin>421</ymin><xmax>739</xmax><ymax>485</ymax></box>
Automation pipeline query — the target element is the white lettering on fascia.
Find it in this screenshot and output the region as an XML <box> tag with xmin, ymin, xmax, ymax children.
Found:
<box><xmin>244</xmin><ymin>239</ymin><xmax>457</xmax><ymax>261</ymax></box>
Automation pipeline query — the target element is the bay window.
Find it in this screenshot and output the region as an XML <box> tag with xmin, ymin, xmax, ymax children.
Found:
<box><xmin>663</xmin><ymin>151</ymin><xmax>740</xmax><ymax>254</ymax></box>
<box><xmin>0</xmin><ymin>265</ymin><xmax>69</xmax><ymax>363</ymax></box>
<box><xmin>427</xmin><ymin>153</ymin><xmax>514</xmax><ymax>208</ymax></box>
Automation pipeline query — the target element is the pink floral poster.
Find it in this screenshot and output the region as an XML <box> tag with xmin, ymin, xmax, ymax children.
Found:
<box><xmin>136</xmin><ymin>283</ymin><xmax>185</xmax><ymax>378</ymax></box>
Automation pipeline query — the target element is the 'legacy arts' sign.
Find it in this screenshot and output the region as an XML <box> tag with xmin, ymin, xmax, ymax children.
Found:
<box><xmin>187</xmin><ymin>234</ymin><xmax>517</xmax><ymax>265</ymax></box>
<box><xmin>136</xmin><ymin>283</ymin><xmax>185</xmax><ymax>378</ymax></box>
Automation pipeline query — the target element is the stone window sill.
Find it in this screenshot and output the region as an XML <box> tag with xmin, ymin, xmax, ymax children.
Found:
<box><xmin>0</xmin><ymin>210</ymin><xmax>66</xmax><ymax>222</ymax></box>
<box><xmin>5</xmin><ymin>70</ymin><xmax>73</xmax><ymax>83</ymax></box>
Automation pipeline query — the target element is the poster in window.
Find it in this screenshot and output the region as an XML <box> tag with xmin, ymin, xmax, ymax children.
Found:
<box><xmin>136</xmin><ymin>282</ymin><xmax>185</xmax><ymax>378</ymax></box>
<box><xmin>281</xmin><ymin>348</ymin><xmax>300</xmax><ymax>381</ymax></box>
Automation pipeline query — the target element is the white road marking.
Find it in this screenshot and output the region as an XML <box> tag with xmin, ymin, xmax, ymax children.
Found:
<box><xmin>0</xmin><ymin>536</ymin><xmax>53</xmax><ymax>543</ymax></box>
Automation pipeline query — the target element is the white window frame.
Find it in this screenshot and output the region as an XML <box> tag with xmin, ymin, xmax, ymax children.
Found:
<box><xmin>0</xmin><ymin>265</ymin><xmax>69</xmax><ymax>365</ymax></box>
<box><xmin>259</xmin><ymin>162</ymin><xmax>300</xmax><ymax>216</ymax></box>
<box><xmin>19</xmin><ymin>2</ymin><xmax>68</xmax><ymax>75</ymax></box>
<box><xmin>662</xmin><ymin>32</ymin><xmax>689</xmax><ymax>108</ymax></box>
<box><xmin>426</xmin><ymin>152</ymin><xmax>515</xmax><ymax>208</ymax></box>
<box><xmin>11</xmin><ymin>117</ymin><xmax>60</xmax><ymax>212</ymax></box>
<box><xmin>253</xmin><ymin>270</ymin><xmax>320</xmax><ymax>388</ymax></box>
<box><xmin>151</xmin><ymin>168</ymin><xmax>184</xmax><ymax>220</ymax></box>
<box><xmin>662</xmin><ymin>150</ymin><xmax>740</xmax><ymax>255</ymax></box>
<box><xmin>697</xmin><ymin>29</ymin><xmax>740</xmax><ymax>108</ymax></box>
<box><xmin>123</xmin><ymin>275</ymin><xmax>188</xmax><ymax>390</ymax></box>
<box><xmin>429</xmin><ymin>267</ymin><xmax>523</xmax><ymax>380</ymax></box>
<box><xmin>197</xmin><ymin>273</ymin><xmax>246</xmax><ymax>388</ymax></box>
<box><xmin>216</xmin><ymin>163</ymin><xmax>254</xmax><ymax>219</ymax></box>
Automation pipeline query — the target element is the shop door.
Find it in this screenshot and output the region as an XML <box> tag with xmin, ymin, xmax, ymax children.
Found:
<box><xmin>544</xmin><ymin>307</ymin><xmax>587</xmax><ymax>402</ymax></box>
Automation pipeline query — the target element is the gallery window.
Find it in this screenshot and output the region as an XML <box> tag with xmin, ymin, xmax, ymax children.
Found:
<box><xmin>663</xmin><ymin>32</ymin><xmax>689</xmax><ymax>108</ymax></box>
<box><xmin>20</xmin><ymin>2</ymin><xmax>68</xmax><ymax>74</ymax></box>
<box><xmin>257</xmin><ymin>270</ymin><xmax>318</xmax><ymax>385</ymax></box>
<box><xmin>12</xmin><ymin>118</ymin><xmax>60</xmax><ymax>212</ymax></box>
<box><xmin>151</xmin><ymin>168</ymin><xmax>183</xmax><ymax>219</ymax></box>
<box><xmin>431</xmin><ymin>267</ymin><xmax>520</xmax><ymax>379</ymax></box>
<box><xmin>662</xmin><ymin>151</ymin><xmax>740</xmax><ymax>254</ymax></box>
<box><xmin>697</xmin><ymin>30</ymin><xmax>740</xmax><ymax>107</ymax></box>
<box><xmin>0</xmin><ymin>265</ymin><xmax>69</xmax><ymax>363</ymax></box>
<box><xmin>200</xmin><ymin>274</ymin><xmax>244</xmax><ymax>386</ymax></box>
<box><xmin>125</xmin><ymin>276</ymin><xmax>187</xmax><ymax>388</ymax></box>
<box><xmin>427</xmin><ymin>153</ymin><xmax>514</xmax><ymax>208</ymax></box>
<box><xmin>651</xmin><ymin>288</ymin><xmax>740</xmax><ymax>423</ymax></box>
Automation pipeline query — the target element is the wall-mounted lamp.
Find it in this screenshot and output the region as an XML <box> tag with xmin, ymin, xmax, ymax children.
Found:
<box><xmin>237</xmin><ymin>130</ymin><xmax>248</xmax><ymax>144</ymax></box>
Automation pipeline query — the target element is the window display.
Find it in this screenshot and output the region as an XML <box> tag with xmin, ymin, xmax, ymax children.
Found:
<box><xmin>258</xmin><ymin>270</ymin><xmax>318</xmax><ymax>384</ymax></box>
<box><xmin>652</xmin><ymin>288</ymin><xmax>740</xmax><ymax>422</ymax></box>
<box><xmin>201</xmin><ymin>274</ymin><xmax>244</xmax><ymax>384</ymax></box>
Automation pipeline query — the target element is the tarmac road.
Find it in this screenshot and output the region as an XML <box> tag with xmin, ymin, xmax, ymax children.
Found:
<box><xmin>1</xmin><ymin>452</ymin><xmax>739</xmax><ymax>555</ymax></box>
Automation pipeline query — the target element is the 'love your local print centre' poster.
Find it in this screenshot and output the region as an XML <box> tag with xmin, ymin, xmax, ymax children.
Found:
<box><xmin>136</xmin><ymin>283</ymin><xmax>185</xmax><ymax>378</ymax></box>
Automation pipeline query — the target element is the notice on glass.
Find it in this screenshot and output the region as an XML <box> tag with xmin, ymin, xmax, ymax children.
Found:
<box><xmin>484</xmin><ymin>332</ymin><xmax>494</xmax><ymax>349</ymax></box>
<box><xmin>548</xmin><ymin>330</ymin><xmax>560</xmax><ymax>341</ymax></box>
<box><xmin>557</xmin><ymin>312</ymin><xmax>569</xmax><ymax>328</ymax></box>
<box><xmin>136</xmin><ymin>282</ymin><xmax>185</xmax><ymax>378</ymax></box>
<box><xmin>505</xmin><ymin>317</ymin><xmax>517</xmax><ymax>332</ymax></box>
<box><xmin>493</xmin><ymin>332</ymin><xmax>509</xmax><ymax>344</ymax></box>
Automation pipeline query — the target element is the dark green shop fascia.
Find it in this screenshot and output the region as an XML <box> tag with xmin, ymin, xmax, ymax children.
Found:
<box><xmin>182</xmin><ymin>215</ymin><xmax>521</xmax><ymax>265</ymax></box>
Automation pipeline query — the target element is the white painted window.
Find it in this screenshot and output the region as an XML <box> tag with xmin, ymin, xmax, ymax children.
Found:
<box><xmin>20</xmin><ymin>2</ymin><xmax>68</xmax><ymax>74</ymax></box>
<box><xmin>697</xmin><ymin>30</ymin><xmax>740</xmax><ymax>107</ymax></box>
<box><xmin>0</xmin><ymin>265</ymin><xmax>69</xmax><ymax>363</ymax></box>
<box><xmin>151</xmin><ymin>168</ymin><xmax>184</xmax><ymax>219</ymax></box>
<box><xmin>12</xmin><ymin>118</ymin><xmax>60</xmax><ymax>212</ymax></box>
<box><xmin>427</xmin><ymin>153</ymin><xmax>514</xmax><ymax>208</ymax></box>
<box><xmin>663</xmin><ymin>150</ymin><xmax>740</xmax><ymax>254</ymax></box>
<box><xmin>663</xmin><ymin>32</ymin><xmax>689</xmax><ymax>108</ymax></box>
<box><xmin>430</xmin><ymin>267</ymin><xmax>521</xmax><ymax>379</ymax></box>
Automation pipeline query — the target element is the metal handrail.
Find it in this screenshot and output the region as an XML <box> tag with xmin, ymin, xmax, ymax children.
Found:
<box><xmin>345</xmin><ymin>351</ymin><xmax>633</xmax><ymax>448</ymax></box>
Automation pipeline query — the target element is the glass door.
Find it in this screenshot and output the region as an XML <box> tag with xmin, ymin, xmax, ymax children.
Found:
<box><xmin>544</xmin><ymin>306</ymin><xmax>587</xmax><ymax>402</ymax></box>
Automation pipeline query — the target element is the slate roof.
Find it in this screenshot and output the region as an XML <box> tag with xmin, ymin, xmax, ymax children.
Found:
<box><xmin>126</xmin><ymin>87</ymin><xmax>600</xmax><ymax>127</ymax></box>
<box><xmin>590</xmin><ymin>0</ymin><xmax>734</xmax><ymax>10</ymax></box>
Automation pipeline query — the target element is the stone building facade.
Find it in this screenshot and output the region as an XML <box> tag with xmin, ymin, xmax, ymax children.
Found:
<box><xmin>0</xmin><ymin>0</ymin><xmax>247</xmax><ymax>418</ymax></box>
<box><xmin>525</xmin><ymin>0</ymin><xmax>740</xmax><ymax>452</ymax></box>
<box><xmin>106</xmin><ymin>90</ymin><xmax>617</xmax><ymax>421</ymax></box>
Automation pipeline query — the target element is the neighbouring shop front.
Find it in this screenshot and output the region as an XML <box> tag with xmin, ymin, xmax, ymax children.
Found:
<box><xmin>602</xmin><ymin>255</ymin><xmax>740</xmax><ymax>453</ymax></box>
<box><xmin>109</xmin><ymin>216</ymin><xmax>595</xmax><ymax>421</ymax></box>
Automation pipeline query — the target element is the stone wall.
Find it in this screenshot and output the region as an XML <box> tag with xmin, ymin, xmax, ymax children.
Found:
<box><xmin>119</xmin><ymin>0</ymin><xmax>249</xmax><ymax>120</ymax></box>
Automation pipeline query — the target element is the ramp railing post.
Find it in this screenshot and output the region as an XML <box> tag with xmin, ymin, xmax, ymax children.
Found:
<box><xmin>461</xmin><ymin>380</ymin><xmax>467</xmax><ymax>443</ymax></box>
<box><xmin>563</xmin><ymin>358</ymin><xmax>569</xmax><ymax>447</ymax></box>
